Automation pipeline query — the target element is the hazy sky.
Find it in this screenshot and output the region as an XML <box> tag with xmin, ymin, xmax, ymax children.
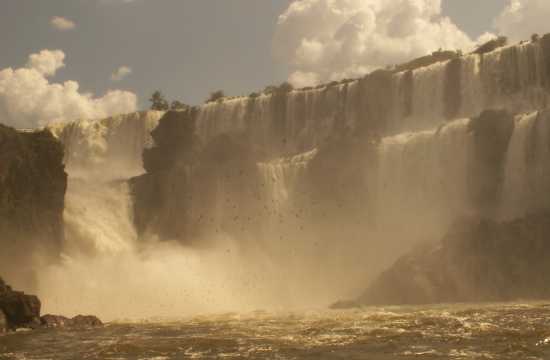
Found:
<box><xmin>3</xmin><ymin>0</ymin><xmax>550</xmax><ymax>128</ymax></box>
<box><xmin>0</xmin><ymin>1</ymin><xmax>292</xmax><ymax>108</ymax></box>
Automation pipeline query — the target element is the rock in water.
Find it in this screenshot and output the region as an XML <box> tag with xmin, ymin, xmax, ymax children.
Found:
<box><xmin>71</xmin><ymin>315</ymin><xmax>103</xmax><ymax>327</ymax></box>
<box><xmin>41</xmin><ymin>314</ymin><xmax>103</xmax><ymax>328</ymax></box>
<box><xmin>0</xmin><ymin>277</ymin><xmax>41</xmax><ymax>328</ymax></box>
<box><xmin>1</xmin><ymin>277</ymin><xmax>103</xmax><ymax>330</ymax></box>
<box><xmin>0</xmin><ymin>291</ymin><xmax>41</xmax><ymax>329</ymax></box>
<box><xmin>40</xmin><ymin>314</ymin><xmax>72</xmax><ymax>328</ymax></box>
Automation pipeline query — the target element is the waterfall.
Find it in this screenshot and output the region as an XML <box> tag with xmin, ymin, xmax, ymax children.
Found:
<box><xmin>256</xmin><ymin>148</ymin><xmax>376</xmax><ymax>304</ymax></box>
<box><xmin>48</xmin><ymin>111</ymin><xmax>163</xmax><ymax>180</ymax></box>
<box><xmin>374</xmin><ymin>118</ymin><xmax>473</xmax><ymax>240</ymax></box>
<box><xmin>192</xmin><ymin>40</ymin><xmax>550</xmax><ymax>153</ymax></box>
<box><xmin>28</xmin><ymin>39</ymin><xmax>550</xmax><ymax>318</ymax></box>
<box><xmin>195</xmin><ymin>98</ymin><xmax>249</xmax><ymax>143</ymax></box>
<box><xmin>258</xmin><ymin>149</ymin><xmax>318</xmax><ymax>220</ymax></box>
<box><xmin>46</xmin><ymin>111</ymin><xmax>163</xmax><ymax>254</ymax></box>
<box><xmin>40</xmin><ymin>112</ymin><xmax>337</xmax><ymax>318</ymax></box>
<box><xmin>373</xmin><ymin>108</ymin><xmax>550</xmax><ymax>230</ymax></box>
<box><xmin>458</xmin><ymin>55</ymin><xmax>485</xmax><ymax>118</ymax></box>
<box><xmin>255</xmin><ymin>149</ymin><xmax>318</xmax><ymax>276</ymax></box>
<box><xmin>478</xmin><ymin>42</ymin><xmax>549</xmax><ymax>112</ymax></box>
<box><xmin>407</xmin><ymin>61</ymin><xmax>447</xmax><ymax>129</ymax></box>
<box><xmin>285</xmin><ymin>87</ymin><xmax>345</xmax><ymax>152</ymax></box>
<box><xmin>195</xmin><ymin>87</ymin><xmax>346</xmax><ymax>155</ymax></box>
<box><xmin>500</xmin><ymin>110</ymin><xmax>550</xmax><ymax>220</ymax></box>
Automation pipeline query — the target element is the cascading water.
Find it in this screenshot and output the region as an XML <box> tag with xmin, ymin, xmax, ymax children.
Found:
<box><xmin>49</xmin><ymin>111</ymin><xmax>163</xmax><ymax>180</ymax></box>
<box><xmin>29</xmin><ymin>39</ymin><xmax>550</xmax><ymax>320</ymax></box>
<box><xmin>500</xmin><ymin>110</ymin><xmax>550</xmax><ymax>220</ymax></box>
<box><xmin>46</xmin><ymin>111</ymin><xmax>163</xmax><ymax>254</ymax></box>
<box><xmin>258</xmin><ymin>149</ymin><xmax>318</xmax><ymax>222</ymax></box>
<box><xmin>368</xmin><ymin>118</ymin><xmax>474</xmax><ymax>266</ymax></box>
<box><xmin>193</xmin><ymin>39</ymin><xmax>550</xmax><ymax>153</ymax></box>
<box><xmin>256</xmin><ymin>149</ymin><xmax>375</xmax><ymax>304</ymax></box>
<box><xmin>379</xmin><ymin>119</ymin><xmax>473</xmax><ymax>215</ymax></box>
<box><xmin>406</xmin><ymin>61</ymin><xmax>447</xmax><ymax>129</ymax></box>
<box><xmin>40</xmin><ymin>112</ymin><xmax>341</xmax><ymax>319</ymax></box>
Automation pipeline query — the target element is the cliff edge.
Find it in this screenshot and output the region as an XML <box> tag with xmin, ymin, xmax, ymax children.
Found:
<box><xmin>0</xmin><ymin>125</ymin><xmax>67</xmax><ymax>287</ymax></box>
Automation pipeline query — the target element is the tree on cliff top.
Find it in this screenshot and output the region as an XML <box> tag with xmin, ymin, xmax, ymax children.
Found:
<box><xmin>205</xmin><ymin>90</ymin><xmax>225</xmax><ymax>104</ymax></box>
<box><xmin>473</xmin><ymin>36</ymin><xmax>508</xmax><ymax>55</ymax></box>
<box><xmin>149</xmin><ymin>91</ymin><xmax>170</xmax><ymax>111</ymax></box>
<box><xmin>263</xmin><ymin>82</ymin><xmax>293</xmax><ymax>95</ymax></box>
<box><xmin>170</xmin><ymin>100</ymin><xmax>188</xmax><ymax>110</ymax></box>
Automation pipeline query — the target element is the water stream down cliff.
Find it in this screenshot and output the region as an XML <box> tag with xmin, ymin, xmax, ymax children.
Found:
<box><xmin>32</xmin><ymin>35</ymin><xmax>550</xmax><ymax>317</ymax></box>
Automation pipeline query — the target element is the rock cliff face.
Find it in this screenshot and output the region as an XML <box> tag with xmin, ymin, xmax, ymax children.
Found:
<box><xmin>131</xmin><ymin>110</ymin><xmax>264</xmax><ymax>244</ymax></box>
<box><xmin>131</xmin><ymin>110</ymin><xmax>199</xmax><ymax>241</ymax></box>
<box><xmin>0</xmin><ymin>125</ymin><xmax>67</xmax><ymax>287</ymax></box>
<box><xmin>359</xmin><ymin>212</ymin><xmax>550</xmax><ymax>305</ymax></box>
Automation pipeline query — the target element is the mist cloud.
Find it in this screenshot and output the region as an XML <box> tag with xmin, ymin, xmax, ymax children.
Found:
<box><xmin>274</xmin><ymin>0</ymin><xmax>474</xmax><ymax>87</ymax></box>
<box><xmin>0</xmin><ymin>50</ymin><xmax>137</xmax><ymax>129</ymax></box>
<box><xmin>495</xmin><ymin>0</ymin><xmax>550</xmax><ymax>41</ymax></box>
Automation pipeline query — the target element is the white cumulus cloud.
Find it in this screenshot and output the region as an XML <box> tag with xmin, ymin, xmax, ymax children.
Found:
<box><xmin>26</xmin><ymin>49</ymin><xmax>66</xmax><ymax>77</ymax></box>
<box><xmin>274</xmin><ymin>0</ymin><xmax>475</xmax><ymax>87</ymax></box>
<box><xmin>50</xmin><ymin>16</ymin><xmax>76</xmax><ymax>31</ymax></box>
<box><xmin>0</xmin><ymin>50</ymin><xmax>137</xmax><ymax>129</ymax></box>
<box><xmin>495</xmin><ymin>0</ymin><xmax>550</xmax><ymax>41</ymax></box>
<box><xmin>111</xmin><ymin>66</ymin><xmax>132</xmax><ymax>81</ymax></box>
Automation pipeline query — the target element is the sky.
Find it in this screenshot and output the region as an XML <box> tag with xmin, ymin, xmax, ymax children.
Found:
<box><xmin>0</xmin><ymin>0</ymin><xmax>549</xmax><ymax>128</ymax></box>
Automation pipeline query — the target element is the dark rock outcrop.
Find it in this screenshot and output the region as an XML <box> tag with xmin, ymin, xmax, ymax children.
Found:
<box><xmin>467</xmin><ymin>110</ymin><xmax>515</xmax><ymax>216</ymax></box>
<box><xmin>0</xmin><ymin>125</ymin><xmax>67</xmax><ymax>287</ymax></box>
<box><xmin>41</xmin><ymin>314</ymin><xmax>103</xmax><ymax>328</ymax></box>
<box><xmin>70</xmin><ymin>315</ymin><xmax>103</xmax><ymax>327</ymax></box>
<box><xmin>0</xmin><ymin>277</ymin><xmax>102</xmax><ymax>330</ymax></box>
<box><xmin>40</xmin><ymin>314</ymin><xmax>72</xmax><ymax>328</ymax></box>
<box><xmin>131</xmin><ymin>111</ymin><xmax>264</xmax><ymax>244</ymax></box>
<box><xmin>358</xmin><ymin>212</ymin><xmax>550</xmax><ymax>306</ymax></box>
<box><xmin>300</xmin><ymin>127</ymin><xmax>376</xmax><ymax>230</ymax></box>
<box><xmin>0</xmin><ymin>277</ymin><xmax>41</xmax><ymax>329</ymax></box>
<box><xmin>131</xmin><ymin>110</ymin><xmax>199</xmax><ymax>240</ymax></box>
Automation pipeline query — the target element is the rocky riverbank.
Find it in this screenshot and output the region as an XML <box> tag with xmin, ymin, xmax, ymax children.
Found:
<box><xmin>0</xmin><ymin>277</ymin><xmax>102</xmax><ymax>332</ymax></box>
<box><xmin>355</xmin><ymin>212</ymin><xmax>550</xmax><ymax>306</ymax></box>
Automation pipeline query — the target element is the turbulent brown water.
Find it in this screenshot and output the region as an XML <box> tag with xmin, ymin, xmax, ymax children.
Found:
<box><xmin>2</xmin><ymin>303</ymin><xmax>550</xmax><ymax>359</ymax></box>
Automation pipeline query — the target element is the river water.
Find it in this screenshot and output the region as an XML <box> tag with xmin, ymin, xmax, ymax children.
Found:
<box><xmin>2</xmin><ymin>303</ymin><xmax>550</xmax><ymax>359</ymax></box>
